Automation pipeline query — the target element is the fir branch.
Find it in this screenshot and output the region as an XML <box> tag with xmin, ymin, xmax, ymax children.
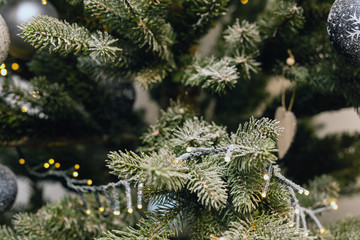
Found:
<box><xmin>228</xmin><ymin>173</ymin><xmax>263</xmax><ymax>214</ymax></box>
<box><xmin>171</xmin><ymin>117</ymin><xmax>228</xmax><ymax>150</ymax></box>
<box><xmin>0</xmin><ymin>226</ymin><xmax>18</xmax><ymax>240</ymax></box>
<box><xmin>224</xmin><ymin>19</ymin><xmax>261</xmax><ymax>52</ymax></box>
<box><xmin>19</xmin><ymin>16</ymin><xmax>121</xmax><ymax>62</ymax></box>
<box><xmin>187</xmin><ymin>161</ymin><xmax>228</xmax><ymax>211</ymax></box>
<box><xmin>107</xmin><ymin>149</ymin><xmax>189</xmax><ymax>191</ymax></box>
<box><xmin>226</xmin><ymin>52</ymin><xmax>261</xmax><ymax>80</ymax></box>
<box><xmin>84</xmin><ymin>0</ymin><xmax>174</xmax><ymax>61</ymax></box>
<box><xmin>99</xmin><ymin>215</ymin><xmax>173</xmax><ymax>240</ymax></box>
<box><xmin>181</xmin><ymin>55</ymin><xmax>239</xmax><ymax>92</ymax></box>
<box><xmin>258</xmin><ymin>1</ymin><xmax>304</xmax><ymax>39</ymax></box>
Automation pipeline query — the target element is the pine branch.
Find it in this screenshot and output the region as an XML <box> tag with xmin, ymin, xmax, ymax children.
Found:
<box><xmin>171</xmin><ymin>117</ymin><xmax>228</xmax><ymax>150</ymax></box>
<box><xmin>226</xmin><ymin>52</ymin><xmax>261</xmax><ymax>80</ymax></box>
<box><xmin>223</xmin><ymin>19</ymin><xmax>261</xmax><ymax>52</ymax></box>
<box><xmin>107</xmin><ymin>149</ymin><xmax>189</xmax><ymax>191</ymax></box>
<box><xmin>0</xmin><ymin>226</ymin><xmax>18</xmax><ymax>240</ymax></box>
<box><xmin>188</xmin><ymin>161</ymin><xmax>228</xmax><ymax>210</ymax></box>
<box><xmin>258</xmin><ymin>0</ymin><xmax>304</xmax><ymax>39</ymax></box>
<box><xmin>84</xmin><ymin>0</ymin><xmax>174</xmax><ymax>61</ymax></box>
<box><xmin>181</xmin><ymin>55</ymin><xmax>239</xmax><ymax>93</ymax></box>
<box><xmin>19</xmin><ymin>16</ymin><xmax>121</xmax><ymax>62</ymax></box>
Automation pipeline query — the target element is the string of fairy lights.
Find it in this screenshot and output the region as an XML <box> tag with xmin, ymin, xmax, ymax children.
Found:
<box><xmin>16</xmin><ymin>149</ymin><xmax>143</xmax><ymax>216</ymax></box>
<box><xmin>183</xmin><ymin>146</ymin><xmax>338</xmax><ymax>237</ymax></box>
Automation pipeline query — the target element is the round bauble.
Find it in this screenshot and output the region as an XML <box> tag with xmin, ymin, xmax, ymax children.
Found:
<box><xmin>0</xmin><ymin>14</ymin><xmax>10</xmax><ymax>63</ymax></box>
<box><xmin>0</xmin><ymin>164</ymin><xmax>18</xmax><ymax>213</ymax></box>
<box><xmin>104</xmin><ymin>81</ymin><xmax>136</xmax><ymax>117</ymax></box>
<box><xmin>328</xmin><ymin>0</ymin><xmax>360</xmax><ymax>64</ymax></box>
<box><xmin>0</xmin><ymin>0</ymin><xmax>58</xmax><ymax>59</ymax></box>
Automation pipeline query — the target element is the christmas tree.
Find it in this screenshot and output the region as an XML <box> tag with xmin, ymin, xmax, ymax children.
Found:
<box><xmin>1</xmin><ymin>0</ymin><xmax>360</xmax><ymax>239</ymax></box>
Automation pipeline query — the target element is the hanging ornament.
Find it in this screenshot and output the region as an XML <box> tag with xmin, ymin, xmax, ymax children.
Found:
<box><xmin>103</xmin><ymin>80</ymin><xmax>136</xmax><ymax>118</ymax></box>
<box><xmin>275</xmin><ymin>106</ymin><xmax>297</xmax><ymax>159</ymax></box>
<box><xmin>0</xmin><ymin>0</ymin><xmax>58</xmax><ymax>59</ymax></box>
<box><xmin>0</xmin><ymin>14</ymin><xmax>10</xmax><ymax>63</ymax></box>
<box><xmin>327</xmin><ymin>0</ymin><xmax>360</xmax><ymax>64</ymax></box>
<box><xmin>0</xmin><ymin>164</ymin><xmax>18</xmax><ymax>213</ymax></box>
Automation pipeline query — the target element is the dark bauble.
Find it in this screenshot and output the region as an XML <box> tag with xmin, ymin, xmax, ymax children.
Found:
<box><xmin>328</xmin><ymin>0</ymin><xmax>360</xmax><ymax>64</ymax></box>
<box><xmin>104</xmin><ymin>81</ymin><xmax>136</xmax><ymax>117</ymax></box>
<box><xmin>0</xmin><ymin>0</ymin><xmax>58</xmax><ymax>59</ymax></box>
<box><xmin>0</xmin><ymin>14</ymin><xmax>10</xmax><ymax>63</ymax></box>
<box><xmin>0</xmin><ymin>164</ymin><xmax>18</xmax><ymax>213</ymax></box>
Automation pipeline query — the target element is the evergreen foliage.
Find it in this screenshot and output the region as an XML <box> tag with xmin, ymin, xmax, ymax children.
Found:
<box><xmin>103</xmin><ymin>107</ymin><xmax>339</xmax><ymax>239</ymax></box>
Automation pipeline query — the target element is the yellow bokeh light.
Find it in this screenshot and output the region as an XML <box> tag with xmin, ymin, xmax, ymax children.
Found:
<box><xmin>55</xmin><ymin>162</ymin><xmax>61</xmax><ymax>168</ymax></box>
<box><xmin>85</xmin><ymin>209</ymin><xmax>91</xmax><ymax>215</ymax></box>
<box><xmin>241</xmin><ymin>0</ymin><xmax>248</xmax><ymax>4</ymax></box>
<box><xmin>48</xmin><ymin>158</ymin><xmax>55</xmax><ymax>165</ymax></box>
<box><xmin>261</xmin><ymin>191</ymin><xmax>267</xmax><ymax>198</ymax></box>
<box><xmin>72</xmin><ymin>171</ymin><xmax>79</xmax><ymax>177</ymax></box>
<box><xmin>44</xmin><ymin>163</ymin><xmax>50</xmax><ymax>169</ymax></box>
<box><xmin>298</xmin><ymin>189</ymin><xmax>304</xmax><ymax>194</ymax></box>
<box><xmin>0</xmin><ymin>63</ymin><xmax>5</xmax><ymax>69</ymax></box>
<box><xmin>320</xmin><ymin>228</ymin><xmax>325</xmax><ymax>234</ymax></box>
<box><xmin>21</xmin><ymin>107</ymin><xmax>28</xmax><ymax>113</ymax></box>
<box><xmin>98</xmin><ymin>206</ymin><xmax>105</xmax><ymax>212</ymax></box>
<box><xmin>74</xmin><ymin>164</ymin><xmax>80</xmax><ymax>170</ymax></box>
<box><xmin>137</xmin><ymin>204</ymin><xmax>143</xmax><ymax>209</ymax></box>
<box><xmin>19</xmin><ymin>158</ymin><xmax>25</xmax><ymax>165</ymax></box>
<box><xmin>113</xmin><ymin>210</ymin><xmax>120</xmax><ymax>216</ymax></box>
<box><xmin>127</xmin><ymin>208</ymin><xmax>133</xmax><ymax>214</ymax></box>
<box><xmin>41</xmin><ymin>0</ymin><xmax>47</xmax><ymax>5</ymax></box>
<box><xmin>224</xmin><ymin>156</ymin><xmax>231</xmax><ymax>162</ymax></box>
<box><xmin>87</xmin><ymin>179</ymin><xmax>93</xmax><ymax>185</ymax></box>
<box><xmin>1</xmin><ymin>68</ymin><xmax>7</xmax><ymax>76</ymax></box>
<box><xmin>186</xmin><ymin>147</ymin><xmax>192</xmax><ymax>152</ymax></box>
<box><xmin>304</xmin><ymin>190</ymin><xmax>310</xmax><ymax>196</ymax></box>
<box><xmin>11</xmin><ymin>63</ymin><xmax>19</xmax><ymax>71</ymax></box>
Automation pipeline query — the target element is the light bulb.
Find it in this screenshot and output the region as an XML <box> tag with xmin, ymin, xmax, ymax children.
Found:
<box><xmin>186</xmin><ymin>147</ymin><xmax>192</xmax><ymax>152</ymax></box>
<box><xmin>261</xmin><ymin>191</ymin><xmax>267</xmax><ymax>198</ymax></box>
<box><xmin>304</xmin><ymin>190</ymin><xmax>310</xmax><ymax>196</ymax></box>
<box><xmin>240</xmin><ymin>0</ymin><xmax>248</xmax><ymax>4</ymax></box>
<box><xmin>320</xmin><ymin>228</ymin><xmax>325</xmax><ymax>234</ymax></box>
<box><xmin>48</xmin><ymin>158</ymin><xmax>55</xmax><ymax>165</ymax></box>
<box><xmin>0</xmin><ymin>68</ymin><xmax>7</xmax><ymax>76</ymax></box>
<box><xmin>298</xmin><ymin>189</ymin><xmax>304</xmax><ymax>194</ymax></box>
<box><xmin>85</xmin><ymin>209</ymin><xmax>91</xmax><ymax>215</ymax></box>
<box><xmin>127</xmin><ymin>208</ymin><xmax>133</xmax><ymax>214</ymax></box>
<box><xmin>72</xmin><ymin>171</ymin><xmax>79</xmax><ymax>177</ymax></box>
<box><xmin>330</xmin><ymin>200</ymin><xmax>338</xmax><ymax>210</ymax></box>
<box><xmin>21</xmin><ymin>106</ymin><xmax>28</xmax><ymax>113</ymax></box>
<box><xmin>55</xmin><ymin>162</ymin><xmax>61</xmax><ymax>168</ymax></box>
<box><xmin>113</xmin><ymin>210</ymin><xmax>120</xmax><ymax>216</ymax></box>
<box><xmin>98</xmin><ymin>207</ymin><xmax>105</xmax><ymax>212</ymax></box>
<box><xmin>263</xmin><ymin>174</ymin><xmax>270</xmax><ymax>181</ymax></box>
<box><xmin>224</xmin><ymin>156</ymin><xmax>231</xmax><ymax>162</ymax></box>
<box><xmin>137</xmin><ymin>204</ymin><xmax>143</xmax><ymax>209</ymax></box>
<box><xmin>44</xmin><ymin>163</ymin><xmax>50</xmax><ymax>169</ymax></box>
<box><xmin>304</xmin><ymin>232</ymin><xmax>309</xmax><ymax>237</ymax></box>
<box><xmin>295</xmin><ymin>208</ymin><xmax>300</xmax><ymax>214</ymax></box>
<box><xmin>19</xmin><ymin>158</ymin><xmax>25</xmax><ymax>165</ymax></box>
<box><xmin>87</xmin><ymin>179</ymin><xmax>93</xmax><ymax>185</ymax></box>
<box><xmin>74</xmin><ymin>164</ymin><xmax>80</xmax><ymax>170</ymax></box>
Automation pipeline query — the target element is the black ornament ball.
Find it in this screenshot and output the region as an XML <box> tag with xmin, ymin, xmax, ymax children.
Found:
<box><xmin>0</xmin><ymin>164</ymin><xmax>18</xmax><ymax>213</ymax></box>
<box><xmin>104</xmin><ymin>81</ymin><xmax>136</xmax><ymax>117</ymax></box>
<box><xmin>328</xmin><ymin>0</ymin><xmax>360</xmax><ymax>64</ymax></box>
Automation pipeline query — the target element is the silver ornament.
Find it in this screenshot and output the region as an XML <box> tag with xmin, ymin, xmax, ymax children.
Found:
<box><xmin>327</xmin><ymin>0</ymin><xmax>360</xmax><ymax>64</ymax></box>
<box><xmin>0</xmin><ymin>164</ymin><xmax>18</xmax><ymax>213</ymax></box>
<box><xmin>0</xmin><ymin>14</ymin><xmax>10</xmax><ymax>63</ymax></box>
<box><xmin>0</xmin><ymin>0</ymin><xmax>58</xmax><ymax>59</ymax></box>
